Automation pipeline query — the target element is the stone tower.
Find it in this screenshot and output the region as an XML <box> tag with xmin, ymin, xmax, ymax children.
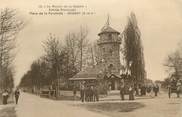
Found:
<box><xmin>97</xmin><ymin>17</ymin><xmax>121</xmax><ymax>75</ymax></box>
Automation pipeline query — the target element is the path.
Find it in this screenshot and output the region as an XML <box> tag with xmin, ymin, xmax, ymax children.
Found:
<box><xmin>14</xmin><ymin>91</ymin><xmax>182</xmax><ymax>117</ymax></box>
<box><xmin>15</xmin><ymin>93</ymin><xmax>108</xmax><ymax>117</ymax></box>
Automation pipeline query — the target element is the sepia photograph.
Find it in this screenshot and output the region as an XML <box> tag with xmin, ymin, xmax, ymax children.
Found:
<box><xmin>0</xmin><ymin>0</ymin><xmax>182</xmax><ymax>117</ymax></box>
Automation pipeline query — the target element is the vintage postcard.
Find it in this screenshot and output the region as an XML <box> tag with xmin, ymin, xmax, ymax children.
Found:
<box><xmin>0</xmin><ymin>0</ymin><xmax>182</xmax><ymax>117</ymax></box>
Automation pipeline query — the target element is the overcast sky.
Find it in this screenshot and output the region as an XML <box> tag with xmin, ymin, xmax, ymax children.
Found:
<box><xmin>1</xmin><ymin>0</ymin><xmax>182</xmax><ymax>85</ymax></box>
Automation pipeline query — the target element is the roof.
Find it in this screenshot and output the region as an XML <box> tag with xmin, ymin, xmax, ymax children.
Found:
<box><xmin>70</xmin><ymin>64</ymin><xmax>121</xmax><ymax>81</ymax></box>
<box><xmin>105</xmin><ymin>74</ymin><xmax>122</xmax><ymax>80</ymax></box>
<box><xmin>70</xmin><ymin>65</ymin><xmax>104</xmax><ymax>80</ymax></box>
<box><xmin>98</xmin><ymin>25</ymin><xmax>120</xmax><ymax>35</ymax></box>
<box><xmin>69</xmin><ymin>77</ymin><xmax>97</xmax><ymax>81</ymax></box>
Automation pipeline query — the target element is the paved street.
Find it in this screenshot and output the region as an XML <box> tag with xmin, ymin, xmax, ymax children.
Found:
<box><xmin>13</xmin><ymin>91</ymin><xmax>182</xmax><ymax>117</ymax></box>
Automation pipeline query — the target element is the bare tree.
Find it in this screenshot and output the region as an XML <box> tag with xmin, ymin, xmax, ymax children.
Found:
<box><xmin>77</xmin><ymin>26</ymin><xmax>89</xmax><ymax>71</ymax></box>
<box><xmin>43</xmin><ymin>34</ymin><xmax>62</xmax><ymax>81</ymax></box>
<box><xmin>65</xmin><ymin>32</ymin><xmax>80</xmax><ymax>68</ymax></box>
<box><xmin>20</xmin><ymin>26</ymin><xmax>90</xmax><ymax>92</ymax></box>
<box><xmin>65</xmin><ymin>26</ymin><xmax>89</xmax><ymax>71</ymax></box>
<box><xmin>0</xmin><ymin>8</ymin><xmax>24</xmax><ymax>89</ymax></box>
<box><xmin>43</xmin><ymin>33</ymin><xmax>70</xmax><ymax>97</ymax></box>
<box><xmin>164</xmin><ymin>49</ymin><xmax>182</xmax><ymax>80</ymax></box>
<box><xmin>85</xmin><ymin>41</ymin><xmax>100</xmax><ymax>66</ymax></box>
<box><xmin>92</xmin><ymin>41</ymin><xmax>101</xmax><ymax>65</ymax></box>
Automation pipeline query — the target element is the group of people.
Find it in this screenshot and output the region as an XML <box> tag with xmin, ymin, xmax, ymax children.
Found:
<box><xmin>119</xmin><ymin>79</ymin><xmax>136</xmax><ymax>101</ymax></box>
<box><xmin>120</xmin><ymin>85</ymin><xmax>135</xmax><ymax>101</ymax></box>
<box><xmin>140</xmin><ymin>84</ymin><xmax>159</xmax><ymax>97</ymax></box>
<box><xmin>120</xmin><ymin>83</ymin><xmax>160</xmax><ymax>101</ymax></box>
<box><xmin>74</xmin><ymin>80</ymin><xmax>160</xmax><ymax>102</ymax></box>
<box><xmin>79</xmin><ymin>83</ymin><xmax>99</xmax><ymax>102</ymax></box>
<box><xmin>146</xmin><ymin>84</ymin><xmax>159</xmax><ymax>97</ymax></box>
<box><xmin>1</xmin><ymin>88</ymin><xmax>20</xmax><ymax>105</ymax></box>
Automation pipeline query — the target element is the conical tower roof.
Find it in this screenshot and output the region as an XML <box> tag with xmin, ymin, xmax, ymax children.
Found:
<box><xmin>98</xmin><ymin>15</ymin><xmax>120</xmax><ymax>35</ymax></box>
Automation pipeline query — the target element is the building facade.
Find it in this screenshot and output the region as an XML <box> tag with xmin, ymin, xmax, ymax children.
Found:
<box><xmin>97</xmin><ymin>20</ymin><xmax>122</xmax><ymax>90</ymax></box>
<box><xmin>97</xmin><ymin>22</ymin><xmax>121</xmax><ymax>74</ymax></box>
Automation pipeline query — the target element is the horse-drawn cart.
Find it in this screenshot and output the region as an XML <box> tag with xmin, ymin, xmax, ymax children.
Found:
<box><xmin>168</xmin><ymin>80</ymin><xmax>181</xmax><ymax>98</ymax></box>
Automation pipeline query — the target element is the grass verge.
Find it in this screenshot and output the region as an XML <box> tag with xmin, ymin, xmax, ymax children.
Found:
<box><xmin>0</xmin><ymin>106</ymin><xmax>16</xmax><ymax>117</ymax></box>
<box><xmin>79</xmin><ymin>102</ymin><xmax>145</xmax><ymax>117</ymax></box>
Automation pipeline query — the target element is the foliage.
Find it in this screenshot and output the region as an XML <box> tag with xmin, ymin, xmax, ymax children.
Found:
<box><xmin>164</xmin><ymin>42</ymin><xmax>182</xmax><ymax>82</ymax></box>
<box><xmin>123</xmin><ymin>12</ymin><xmax>146</xmax><ymax>84</ymax></box>
<box><xmin>19</xmin><ymin>27</ymin><xmax>90</xmax><ymax>89</ymax></box>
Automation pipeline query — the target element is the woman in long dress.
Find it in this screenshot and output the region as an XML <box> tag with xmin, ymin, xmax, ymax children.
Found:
<box><xmin>2</xmin><ymin>90</ymin><xmax>9</xmax><ymax>105</ymax></box>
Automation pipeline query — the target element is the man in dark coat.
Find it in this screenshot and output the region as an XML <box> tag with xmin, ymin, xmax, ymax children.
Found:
<box><xmin>90</xmin><ymin>86</ymin><xmax>94</xmax><ymax>102</ymax></box>
<box><xmin>73</xmin><ymin>86</ymin><xmax>77</xmax><ymax>100</ymax></box>
<box><xmin>85</xmin><ymin>86</ymin><xmax>89</xmax><ymax>102</ymax></box>
<box><xmin>80</xmin><ymin>83</ymin><xmax>85</xmax><ymax>102</ymax></box>
<box><xmin>120</xmin><ymin>80</ymin><xmax>125</xmax><ymax>100</ymax></box>
<box><xmin>134</xmin><ymin>84</ymin><xmax>139</xmax><ymax>96</ymax></box>
<box><xmin>129</xmin><ymin>85</ymin><xmax>134</xmax><ymax>100</ymax></box>
<box><xmin>15</xmin><ymin>89</ymin><xmax>20</xmax><ymax>104</ymax></box>
<box><xmin>93</xmin><ymin>85</ymin><xmax>99</xmax><ymax>101</ymax></box>
<box><xmin>153</xmin><ymin>84</ymin><xmax>159</xmax><ymax>96</ymax></box>
<box><xmin>141</xmin><ymin>85</ymin><xmax>146</xmax><ymax>96</ymax></box>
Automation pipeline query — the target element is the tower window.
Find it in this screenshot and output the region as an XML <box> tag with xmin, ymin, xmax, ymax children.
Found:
<box><xmin>109</xmin><ymin>64</ymin><xmax>113</xmax><ymax>68</ymax></box>
<box><xmin>103</xmin><ymin>47</ymin><xmax>105</xmax><ymax>52</ymax></box>
<box><xmin>108</xmin><ymin>33</ymin><xmax>112</xmax><ymax>39</ymax></box>
<box><xmin>108</xmin><ymin>64</ymin><xmax>114</xmax><ymax>73</ymax></box>
<box><xmin>110</xmin><ymin>49</ymin><xmax>113</xmax><ymax>56</ymax></box>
